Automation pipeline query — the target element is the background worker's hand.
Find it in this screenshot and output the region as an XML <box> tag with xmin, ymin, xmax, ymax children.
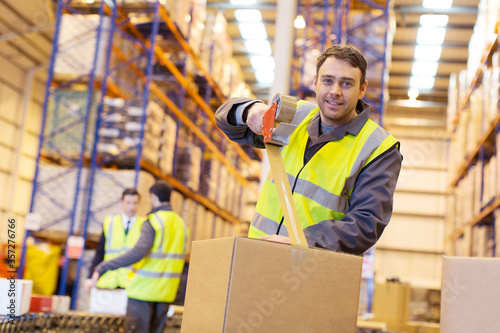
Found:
<box><xmin>246</xmin><ymin>103</ymin><xmax>270</xmax><ymax>135</ymax></box>
<box><xmin>90</xmin><ymin>271</ymin><xmax>100</xmax><ymax>289</ymax></box>
<box><xmin>259</xmin><ymin>235</ymin><xmax>291</xmax><ymax>245</ymax></box>
<box><xmin>83</xmin><ymin>279</ymin><xmax>94</xmax><ymax>293</ymax></box>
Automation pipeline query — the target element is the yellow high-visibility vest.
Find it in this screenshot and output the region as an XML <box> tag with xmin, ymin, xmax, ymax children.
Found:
<box><xmin>126</xmin><ymin>210</ymin><xmax>188</xmax><ymax>302</ymax></box>
<box><xmin>249</xmin><ymin>102</ymin><xmax>398</xmax><ymax>238</ymax></box>
<box><xmin>97</xmin><ymin>215</ymin><xmax>144</xmax><ymax>289</ymax></box>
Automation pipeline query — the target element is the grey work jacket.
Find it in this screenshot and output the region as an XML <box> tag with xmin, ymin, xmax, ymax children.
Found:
<box><xmin>215</xmin><ymin>97</ymin><xmax>402</xmax><ymax>255</ymax></box>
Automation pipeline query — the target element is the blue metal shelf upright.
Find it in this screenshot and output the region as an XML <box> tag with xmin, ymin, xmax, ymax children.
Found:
<box><xmin>20</xmin><ymin>0</ymin><xmax>111</xmax><ymax>292</ymax></box>
<box><xmin>21</xmin><ymin>0</ymin><xmax>162</xmax><ymax>309</ymax></box>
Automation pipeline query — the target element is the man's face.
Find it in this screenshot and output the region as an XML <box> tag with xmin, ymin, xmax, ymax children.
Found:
<box><xmin>120</xmin><ymin>194</ymin><xmax>139</xmax><ymax>218</ymax></box>
<box><xmin>313</xmin><ymin>57</ymin><xmax>367</xmax><ymax>128</ymax></box>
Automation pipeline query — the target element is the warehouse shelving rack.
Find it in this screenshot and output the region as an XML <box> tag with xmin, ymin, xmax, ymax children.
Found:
<box><xmin>291</xmin><ymin>0</ymin><xmax>393</xmax><ymax>126</ymax></box>
<box><xmin>446</xmin><ymin>28</ymin><xmax>500</xmax><ymax>256</ymax></box>
<box><xmin>20</xmin><ymin>0</ymin><xmax>261</xmax><ymax>309</ymax></box>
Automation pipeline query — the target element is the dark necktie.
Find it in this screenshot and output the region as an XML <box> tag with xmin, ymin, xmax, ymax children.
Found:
<box><xmin>125</xmin><ymin>219</ymin><xmax>131</xmax><ymax>235</ymax></box>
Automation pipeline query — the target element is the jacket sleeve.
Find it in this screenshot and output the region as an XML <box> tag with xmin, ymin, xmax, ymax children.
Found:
<box><xmin>94</xmin><ymin>220</ymin><xmax>156</xmax><ymax>276</ymax></box>
<box><xmin>303</xmin><ymin>144</ymin><xmax>402</xmax><ymax>255</ymax></box>
<box><xmin>215</xmin><ymin>97</ymin><xmax>266</xmax><ymax>148</ymax></box>
<box><xmin>87</xmin><ymin>231</ymin><xmax>105</xmax><ymax>278</ymax></box>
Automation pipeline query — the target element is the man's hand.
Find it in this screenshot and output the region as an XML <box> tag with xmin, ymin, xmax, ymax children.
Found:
<box><xmin>90</xmin><ymin>271</ymin><xmax>100</xmax><ymax>289</ymax></box>
<box><xmin>83</xmin><ymin>279</ymin><xmax>94</xmax><ymax>293</ymax></box>
<box><xmin>246</xmin><ymin>103</ymin><xmax>270</xmax><ymax>135</ymax></box>
<box><xmin>259</xmin><ymin>235</ymin><xmax>291</xmax><ymax>244</ymax></box>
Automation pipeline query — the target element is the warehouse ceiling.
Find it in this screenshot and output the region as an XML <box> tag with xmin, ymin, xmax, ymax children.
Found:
<box><xmin>0</xmin><ymin>0</ymin><xmax>482</xmax><ymax>137</ymax></box>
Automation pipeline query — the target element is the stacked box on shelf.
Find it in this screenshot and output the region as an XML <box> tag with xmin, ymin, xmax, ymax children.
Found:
<box><xmin>471</xmin><ymin>224</ymin><xmax>494</xmax><ymax>257</ymax></box>
<box><xmin>445</xmin><ymin>190</ymin><xmax>456</xmax><ymax>237</ymax></box>
<box><xmin>174</xmin><ymin>142</ymin><xmax>202</xmax><ymax>191</ymax></box>
<box><xmin>111</xmin><ymin>29</ymin><xmax>145</xmax><ymax>101</ymax></box>
<box><xmin>495</xmin><ymin>209</ymin><xmax>500</xmax><ymax>257</ymax></box>
<box><xmin>181</xmin><ymin>198</ymin><xmax>197</xmax><ymax>253</ymax></box>
<box><xmin>213</xmin><ymin>216</ymin><xmax>224</xmax><ymax>238</ymax></box>
<box><xmin>88</xmin><ymin>169</ymin><xmax>156</xmax><ymax>237</ymax></box>
<box><xmin>447</xmin><ymin>72</ymin><xmax>459</xmax><ymax>132</ymax></box>
<box><xmin>490</xmin><ymin>52</ymin><xmax>500</xmax><ymax>119</ymax></box>
<box><xmin>98</xmin><ymin>99</ymin><xmax>163</xmax><ymax>164</ymax></box>
<box><xmin>200</xmin><ymin>153</ymin><xmax>220</xmax><ymax>202</ymax></box>
<box><xmin>162</xmin><ymin>0</ymin><xmax>206</xmax><ymax>55</ymax></box>
<box><xmin>54</xmin><ymin>14</ymin><xmax>110</xmax><ymax>78</ymax></box>
<box><xmin>467</xmin><ymin>89</ymin><xmax>483</xmax><ymax>154</ymax></box>
<box><xmin>45</xmin><ymin>89</ymin><xmax>97</xmax><ymax>157</ymax></box>
<box><xmin>196</xmin><ymin>11</ymin><xmax>232</xmax><ymax>92</ymax></box>
<box><xmin>483</xmin><ymin>156</ymin><xmax>497</xmax><ymax>207</ymax></box>
<box><xmin>31</xmin><ymin>164</ymin><xmax>88</xmax><ymax>234</ymax></box>
<box><xmin>192</xmin><ymin>204</ymin><xmax>207</xmax><ymax>241</ymax></box>
<box><xmin>159</xmin><ymin>113</ymin><xmax>177</xmax><ymax>175</ymax></box>
<box><xmin>170</xmin><ymin>190</ymin><xmax>184</xmax><ymax>216</ymax></box>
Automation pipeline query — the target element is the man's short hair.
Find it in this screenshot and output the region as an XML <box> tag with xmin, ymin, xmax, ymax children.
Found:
<box><xmin>316</xmin><ymin>44</ymin><xmax>368</xmax><ymax>86</ymax></box>
<box><xmin>149</xmin><ymin>181</ymin><xmax>172</xmax><ymax>203</ymax></box>
<box><xmin>122</xmin><ymin>188</ymin><xmax>140</xmax><ymax>200</ymax></box>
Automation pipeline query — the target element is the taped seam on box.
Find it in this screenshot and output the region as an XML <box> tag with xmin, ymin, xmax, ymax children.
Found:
<box><xmin>222</xmin><ymin>237</ymin><xmax>238</xmax><ymax>332</ymax></box>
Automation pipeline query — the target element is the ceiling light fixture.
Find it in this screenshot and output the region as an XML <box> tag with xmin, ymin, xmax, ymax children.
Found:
<box><xmin>230</xmin><ymin>0</ymin><xmax>257</xmax><ymax>5</ymax></box>
<box><xmin>416</xmin><ymin>27</ymin><xmax>446</xmax><ymax>45</ymax></box>
<box><xmin>411</xmin><ymin>61</ymin><xmax>438</xmax><ymax>76</ymax></box>
<box><xmin>414</xmin><ymin>45</ymin><xmax>442</xmax><ymax>61</ymax></box>
<box><xmin>408</xmin><ymin>87</ymin><xmax>419</xmax><ymax>100</ymax></box>
<box><xmin>238</xmin><ymin>22</ymin><xmax>268</xmax><ymax>40</ymax></box>
<box><xmin>419</xmin><ymin>14</ymin><xmax>449</xmax><ymax>27</ymax></box>
<box><xmin>422</xmin><ymin>0</ymin><xmax>453</xmax><ymax>9</ymax></box>
<box><xmin>294</xmin><ymin>15</ymin><xmax>306</xmax><ymax>29</ymax></box>
<box><xmin>255</xmin><ymin>70</ymin><xmax>275</xmax><ymax>83</ymax></box>
<box><xmin>234</xmin><ymin>9</ymin><xmax>262</xmax><ymax>22</ymax></box>
<box><xmin>250</xmin><ymin>56</ymin><xmax>275</xmax><ymax>71</ymax></box>
<box><xmin>410</xmin><ymin>76</ymin><xmax>435</xmax><ymax>90</ymax></box>
<box><xmin>244</xmin><ymin>40</ymin><xmax>272</xmax><ymax>56</ymax></box>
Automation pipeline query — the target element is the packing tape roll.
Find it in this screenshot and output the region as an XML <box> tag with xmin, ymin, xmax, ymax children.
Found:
<box><xmin>265</xmin><ymin>94</ymin><xmax>307</xmax><ymax>246</ymax></box>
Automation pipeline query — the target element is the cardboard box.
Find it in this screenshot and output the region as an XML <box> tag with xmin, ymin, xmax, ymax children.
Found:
<box><xmin>0</xmin><ymin>278</ymin><xmax>33</xmax><ymax>316</ymax></box>
<box><xmin>441</xmin><ymin>257</ymin><xmax>500</xmax><ymax>333</ymax></box>
<box><xmin>181</xmin><ymin>237</ymin><xmax>363</xmax><ymax>332</ymax></box>
<box><xmin>89</xmin><ymin>288</ymin><xmax>128</xmax><ymax>315</ymax></box>
<box><xmin>29</xmin><ymin>295</ymin><xmax>71</xmax><ymax>313</ymax></box>
<box><xmin>372</xmin><ymin>281</ymin><xmax>411</xmax><ymax>323</ymax></box>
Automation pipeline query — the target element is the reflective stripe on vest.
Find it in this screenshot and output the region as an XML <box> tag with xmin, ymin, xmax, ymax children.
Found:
<box><xmin>97</xmin><ymin>215</ymin><xmax>144</xmax><ymax>289</ymax></box>
<box><xmin>126</xmin><ymin>210</ymin><xmax>187</xmax><ymax>303</ymax></box>
<box><xmin>249</xmin><ymin>102</ymin><xmax>398</xmax><ymax>238</ymax></box>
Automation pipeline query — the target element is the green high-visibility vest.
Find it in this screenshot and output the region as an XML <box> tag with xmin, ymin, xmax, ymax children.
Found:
<box><xmin>249</xmin><ymin>101</ymin><xmax>398</xmax><ymax>238</ymax></box>
<box><xmin>96</xmin><ymin>215</ymin><xmax>144</xmax><ymax>289</ymax></box>
<box><xmin>126</xmin><ymin>210</ymin><xmax>188</xmax><ymax>302</ymax></box>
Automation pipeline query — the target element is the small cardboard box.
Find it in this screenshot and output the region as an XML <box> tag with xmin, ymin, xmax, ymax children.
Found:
<box><xmin>440</xmin><ymin>256</ymin><xmax>500</xmax><ymax>333</ymax></box>
<box><xmin>89</xmin><ymin>288</ymin><xmax>128</xmax><ymax>315</ymax></box>
<box><xmin>181</xmin><ymin>237</ymin><xmax>363</xmax><ymax>332</ymax></box>
<box><xmin>372</xmin><ymin>281</ymin><xmax>411</xmax><ymax>323</ymax></box>
<box><xmin>29</xmin><ymin>295</ymin><xmax>71</xmax><ymax>313</ymax></box>
<box><xmin>0</xmin><ymin>278</ymin><xmax>33</xmax><ymax>316</ymax></box>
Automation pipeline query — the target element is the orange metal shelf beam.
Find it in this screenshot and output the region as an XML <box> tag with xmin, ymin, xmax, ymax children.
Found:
<box><xmin>446</xmin><ymin>32</ymin><xmax>498</xmax><ymax>138</ymax></box>
<box><xmin>448</xmin><ymin>197</ymin><xmax>500</xmax><ymax>243</ymax></box>
<box><xmin>448</xmin><ymin>114</ymin><xmax>500</xmax><ymax>189</ymax></box>
<box><xmin>115</xmin><ymin>6</ymin><xmax>262</xmax><ymax>164</ymax></box>
<box><xmin>141</xmin><ymin>160</ymin><xmax>242</xmax><ymax>224</ymax></box>
<box><xmin>110</xmin><ymin>44</ymin><xmax>257</xmax><ymax>193</ymax></box>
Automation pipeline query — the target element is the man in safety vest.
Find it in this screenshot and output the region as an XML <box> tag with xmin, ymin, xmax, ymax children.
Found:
<box><xmin>85</xmin><ymin>188</ymin><xmax>143</xmax><ymax>290</ymax></box>
<box><xmin>215</xmin><ymin>44</ymin><xmax>402</xmax><ymax>255</ymax></box>
<box><xmin>91</xmin><ymin>181</ymin><xmax>187</xmax><ymax>333</ymax></box>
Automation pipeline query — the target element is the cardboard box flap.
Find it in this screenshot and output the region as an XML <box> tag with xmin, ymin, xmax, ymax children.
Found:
<box><xmin>441</xmin><ymin>256</ymin><xmax>500</xmax><ymax>333</ymax></box>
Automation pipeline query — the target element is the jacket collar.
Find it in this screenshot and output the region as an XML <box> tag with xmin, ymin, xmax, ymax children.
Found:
<box><xmin>307</xmin><ymin>99</ymin><xmax>371</xmax><ymax>144</ymax></box>
<box><xmin>149</xmin><ymin>203</ymin><xmax>172</xmax><ymax>215</ymax></box>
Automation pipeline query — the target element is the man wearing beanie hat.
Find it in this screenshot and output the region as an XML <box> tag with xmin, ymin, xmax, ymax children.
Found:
<box><xmin>92</xmin><ymin>180</ymin><xmax>188</xmax><ymax>333</ymax></box>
